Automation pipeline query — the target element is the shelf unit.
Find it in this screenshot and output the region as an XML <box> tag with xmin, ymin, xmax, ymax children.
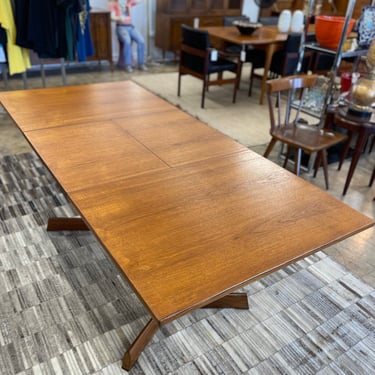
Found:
<box><xmin>295</xmin><ymin>0</ymin><xmax>363</xmax><ymax>121</ymax></box>
<box><xmin>285</xmin><ymin>0</ymin><xmax>369</xmax><ymax>170</ymax></box>
<box><xmin>87</xmin><ymin>10</ymin><xmax>113</xmax><ymax>69</ymax></box>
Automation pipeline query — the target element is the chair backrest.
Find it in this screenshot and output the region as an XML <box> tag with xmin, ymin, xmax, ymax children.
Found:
<box><xmin>284</xmin><ymin>33</ymin><xmax>302</xmax><ymax>53</ymax></box>
<box><xmin>181</xmin><ymin>24</ymin><xmax>210</xmax><ymax>50</ymax></box>
<box><xmin>270</xmin><ymin>33</ymin><xmax>313</xmax><ymax>76</ymax></box>
<box><xmin>258</xmin><ymin>17</ymin><xmax>278</xmax><ymax>25</ymax></box>
<box><xmin>223</xmin><ymin>15</ymin><xmax>249</xmax><ymax>26</ymax></box>
<box><xmin>284</xmin><ymin>32</ymin><xmax>316</xmax><ymax>53</ymax></box>
<box><xmin>266</xmin><ymin>75</ymin><xmax>318</xmax><ymax>132</ymax></box>
<box><xmin>180</xmin><ymin>24</ymin><xmax>210</xmax><ymax>74</ymax></box>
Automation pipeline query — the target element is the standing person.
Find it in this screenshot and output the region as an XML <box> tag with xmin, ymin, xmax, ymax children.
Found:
<box><xmin>109</xmin><ymin>0</ymin><xmax>147</xmax><ymax>72</ymax></box>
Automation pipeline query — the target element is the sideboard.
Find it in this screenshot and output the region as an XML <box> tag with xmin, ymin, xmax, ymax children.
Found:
<box><xmin>155</xmin><ymin>0</ymin><xmax>244</xmax><ymax>56</ymax></box>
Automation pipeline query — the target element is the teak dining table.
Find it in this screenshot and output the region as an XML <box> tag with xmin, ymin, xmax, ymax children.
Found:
<box><xmin>0</xmin><ymin>81</ymin><xmax>373</xmax><ymax>371</ymax></box>
<box><xmin>203</xmin><ymin>25</ymin><xmax>288</xmax><ymax>105</ymax></box>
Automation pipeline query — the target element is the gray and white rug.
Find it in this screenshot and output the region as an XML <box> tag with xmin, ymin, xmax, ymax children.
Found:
<box><xmin>0</xmin><ymin>152</ymin><xmax>374</xmax><ymax>375</ymax></box>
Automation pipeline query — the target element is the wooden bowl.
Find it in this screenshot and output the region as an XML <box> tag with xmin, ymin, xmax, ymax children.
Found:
<box><xmin>233</xmin><ymin>21</ymin><xmax>262</xmax><ymax>35</ymax></box>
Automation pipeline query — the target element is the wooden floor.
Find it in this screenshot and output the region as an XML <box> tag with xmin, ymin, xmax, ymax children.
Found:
<box><xmin>1</xmin><ymin>61</ymin><xmax>374</xmax><ymax>290</ymax></box>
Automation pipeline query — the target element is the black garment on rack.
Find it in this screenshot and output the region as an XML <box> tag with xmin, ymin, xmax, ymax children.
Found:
<box><xmin>14</xmin><ymin>0</ymin><xmax>32</xmax><ymax>51</ymax></box>
<box><xmin>0</xmin><ymin>28</ymin><xmax>7</xmax><ymax>49</ymax></box>
<box><xmin>14</xmin><ymin>0</ymin><xmax>83</xmax><ymax>59</ymax></box>
<box><xmin>15</xmin><ymin>0</ymin><xmax>61</xmax><ymax>57</ymax></box>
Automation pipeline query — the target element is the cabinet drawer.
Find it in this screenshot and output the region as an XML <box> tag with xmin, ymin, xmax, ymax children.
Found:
<box><xmin>198</xmin><ymin>16</ymin><xmax>223</xmax><ymax>27</ymax></box>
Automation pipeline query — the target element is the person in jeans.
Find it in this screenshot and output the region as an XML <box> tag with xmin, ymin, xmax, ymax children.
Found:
<box><xmin>109</xmin><ymin>0</ymin><xmax>147</xmax><ymax>72</ymax></box>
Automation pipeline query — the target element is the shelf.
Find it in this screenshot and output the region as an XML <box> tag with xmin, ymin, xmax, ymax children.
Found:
<box><xmin>303</xmin><ymin>43</ymin><xmax>369</xmax><ymax>59</ymax></box>
<box><xmin>295</xmin><ymin>0</ymin><xmax>360</xmax><ymax>121</ymax></box>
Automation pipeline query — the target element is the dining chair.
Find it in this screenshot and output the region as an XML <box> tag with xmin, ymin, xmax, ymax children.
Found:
<box><xmin>269</xmin><ymin>33</ymin><xmax>313</xmax><ymax>77</ymax></box>
<box><xmin>178</xmin><ymin>24</ymin><xmax>242</xmax><ymax>108</ymax></box>
<box><xmin>248</xmin><ymin>33</ymin><xmax>313</xmax><ymax>97</ymax></box>
<box><xmin>263</xmin><ymin>74</ymin><xmax>348</xmax><ymax>189</ymax></box>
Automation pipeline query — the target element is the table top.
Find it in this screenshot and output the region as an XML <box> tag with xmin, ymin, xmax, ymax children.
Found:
<box><xmin>203</xmin><ymin>25</ymin><xmax>288</xmax><ymax>45</ymax></box>
<box><xmin>1</xmin><ymin>81</ymin><xmax>373</xmax><ymax>324</ymax></box>
<box><xmin>335</xmin><ymin>106</ymin><xmax>375</xmax><ymax>126</ymax></box>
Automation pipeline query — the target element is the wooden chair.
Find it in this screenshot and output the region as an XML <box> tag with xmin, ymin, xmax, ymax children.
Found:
<box><xmin>248</xmin><ymin>33</ymin><xmax>313</xmax><ymax>97</ymax></box>
<box><xmin>263</xmin><ymin>74</ymin><xmax>348</xmax><ymax>189</ymax></box>
<box><xmin>246</xmin><ymin>48</ymin><xmax>267</xmax><ymax>97</ymax></box>
<box><xmin>178</xmin><ymin>24</ymin><xmax>242</xmax><ymax>108</ymax></box>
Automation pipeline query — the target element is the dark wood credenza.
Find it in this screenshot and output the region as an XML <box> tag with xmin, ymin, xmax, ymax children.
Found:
<box><xmin>155</xmin><ymin>0</ymin><xmax>244</xmax><ymax>55</ymax></box>
<box><xmin>87</xmin><ymin>9</ymin><xmax>113</xmax><ymax>68</ymax></box>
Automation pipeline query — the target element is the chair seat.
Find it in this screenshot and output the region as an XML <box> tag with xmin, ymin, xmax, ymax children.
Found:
<box><xmin>271</xmin><ymin>124</ymin><xmax>347</xmax><ymax>153</ymax></box>
<box><xmin>264</xmin><ymin>74</ymin><xmax>348</xmax><ymax>190</ymax></box>
<box><xmin>208</xmin><ymin>59</ymin><xmax>238</xmax><ymax>74</ymax></box>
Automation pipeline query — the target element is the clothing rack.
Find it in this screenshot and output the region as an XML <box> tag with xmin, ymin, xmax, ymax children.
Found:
<box><xmin>0</xmin><ymin>59</ymin><xmax>67</xmax><ymax>90</ymax></box>
<box><xmin>0</xmin><ymin>0</ymin><xmax>94</xmax><ymax>91</ymax></box>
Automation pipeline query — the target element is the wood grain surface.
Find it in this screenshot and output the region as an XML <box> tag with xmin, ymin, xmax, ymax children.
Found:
<box><xmin>1</xmin><ymin>81</ymin><xmax>373</xmax><ymax>327</ymax></box>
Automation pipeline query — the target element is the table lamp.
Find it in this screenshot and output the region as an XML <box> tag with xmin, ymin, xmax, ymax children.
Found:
<box><xmin>348</xmin><ymin>39</ymin><xmax>375</xmax><ymax>119</ymax></box>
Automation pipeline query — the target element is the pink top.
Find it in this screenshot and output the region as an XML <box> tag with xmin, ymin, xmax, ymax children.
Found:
<box><xmin>109</xmin><ymin>0</ymin><xmax>138</xmax><ymax>25</ymax></box>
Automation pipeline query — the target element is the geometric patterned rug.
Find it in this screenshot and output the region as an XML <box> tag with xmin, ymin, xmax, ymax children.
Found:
<box><xmin>1</xmin><ymin>152</ymin><xmax>374</xmax><ymax>375</ymax></box>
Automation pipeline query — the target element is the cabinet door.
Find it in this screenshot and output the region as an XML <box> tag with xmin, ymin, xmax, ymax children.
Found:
<box><xmin>210</xmin><ymin>0</ymin><xmax>224</xmax><ymax>9</ymax></box>
<box><xmin>171</xmin><ymin>18</ymin><xmax>194</xmax><ymax>51</ymax></box>
<box><xmin>168</xmin><ymin>0</ymin><xmax>187</xmax><ymax>12</ymax></box>
<box><xmin>227</xmin><ymin>0</ymin><xmax>242</xmax><ymax>10</ymax></box>
<box><xmin>171</xmin><ymin>16</ymin><xmax>223</xmax><ymax>51</ymax></box>
<box><xmin>191</xmin><ymin>0</ymin><xmax>207</xmax><ymax>10</ymax></box>
<box><xmin>89</xmin><ymin>11</ymin><xmax>112</xmax><ymax>64</ymax></box>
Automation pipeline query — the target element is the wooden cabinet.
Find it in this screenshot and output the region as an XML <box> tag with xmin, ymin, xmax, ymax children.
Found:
<box><xmin>155</xmin><ymin>0</ymin><xmax>243</xmax><ymax>54</ymax></box>
<box><xmin>88</xmin><ymin>10</ymin><xmax>113</xmax><ymax>68</ymax></box>
<box><xmin>260</xmin><ymin>0</ymin><xmax>370</xmax><ymax>19</ymax></box>
<box><xmin>318</xmin><ymin>0</ymin><xmax>372</xmax><ymax>19</ymax></box>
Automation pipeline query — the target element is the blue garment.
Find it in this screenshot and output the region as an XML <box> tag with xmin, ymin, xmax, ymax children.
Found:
<box><xmin>116</xmin><ymin>24</ymin><xmax>145</xmax><ymax>67</ymax></box>
<box><xmin>0</xmin><ymin>44</ymin><xmax>6</xmax><ymax>63</ymax></box>
<box><xmin>77</xmin><ymin>0</ymin><xmax>94</xmax><ymax>61</ymax></box>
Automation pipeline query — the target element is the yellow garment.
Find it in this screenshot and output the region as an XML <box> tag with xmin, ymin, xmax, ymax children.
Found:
<box><xmin>0</xmin><ymin>0</ymin><xmax>30</xmax><ymax>75</ymax></box>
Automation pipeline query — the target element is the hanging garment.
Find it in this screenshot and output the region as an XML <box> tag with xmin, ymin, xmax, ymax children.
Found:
<box><xmin>15</xmin><ymin>0</ymin><xmax>81</xmax><ymax>60</ymax></box>
<box><xmin>0</xmin><ymin>45</ymin><xmax>6</xmax><ymax>63</ymax></box>
<box><xmin>0</xmin><ymin>0</ymin><xmax>30</xmax><ymax>75</ymax></box>
<box><xmin>0</xmin><ymin>27</ymin><xmax>7</xmax><ymax>62</ymax></box>
<box><xmin>15</xmin><ymin>0</ymin><xmax>63</xmax><ymax>58</ymax></box>
<box><xmin>77</xmin><ymin>0</ymin><xmax>94</xmax><ymax>61</ymax></box>
<box><xmin>62</xmin><ymin>0</ymin><xmax>82</xmax><ymax>60</ymax></box>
